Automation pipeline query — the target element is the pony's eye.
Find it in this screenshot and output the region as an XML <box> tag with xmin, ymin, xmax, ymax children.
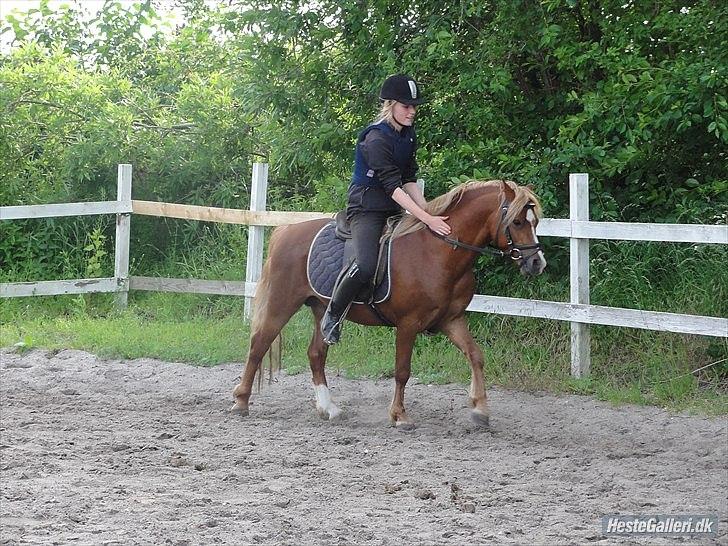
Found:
<box><xmin>513</xmin><ymin>219</ymin><xmax>523</xmax><ymax>227</ymax></box>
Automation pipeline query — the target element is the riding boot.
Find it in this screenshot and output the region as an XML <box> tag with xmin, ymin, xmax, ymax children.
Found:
<box><xmin>321</xmin><ymin>264</ymin><xmax>366</xmax><ymax>345</ymax></box>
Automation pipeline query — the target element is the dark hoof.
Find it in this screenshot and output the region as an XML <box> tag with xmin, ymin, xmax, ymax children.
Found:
<box><xmin>471</xmin><ymin>410</ymin><xmax>490</xmax><ymax>428</ymax></box>
<box><xmin>230</xmin><ymin>402</ymin><xmax>249</xmax><ymax>417</ymax></box>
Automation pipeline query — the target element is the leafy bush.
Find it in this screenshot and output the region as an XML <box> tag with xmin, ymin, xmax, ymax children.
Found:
<box><xmin>1</xmin><ymin>0</ymin><xmax>725</xmax><ymax>299</ymax></box>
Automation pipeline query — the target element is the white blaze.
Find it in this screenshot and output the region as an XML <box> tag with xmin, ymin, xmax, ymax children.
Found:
<box><xmin>526</xmin><ymin>208</ymin><xmax>546</xmax><ymax>270</ymax></box>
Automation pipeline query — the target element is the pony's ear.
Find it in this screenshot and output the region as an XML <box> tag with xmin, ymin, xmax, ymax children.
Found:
<box><xmin>500</xmin><ymin>180</ymin><xmax>516</xmax><ymax>202</ymax></box>
<box><xmin>526</xmin><ymin>183</ymin><xmax>535</xmax><ymax>191</ymax></box>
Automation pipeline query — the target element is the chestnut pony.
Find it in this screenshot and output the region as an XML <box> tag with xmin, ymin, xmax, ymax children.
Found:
<box><xmin>232</xmin><ymin>180</ymin><xmax>546</xmax><ymax>429</ymax></box>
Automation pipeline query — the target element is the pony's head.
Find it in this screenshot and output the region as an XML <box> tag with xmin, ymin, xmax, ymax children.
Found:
<box><xmin>392</xmin><ymin>179</ymin><xmax>547</xmax><ymax>276</ymax></box>
<box><xmin>493</xmin><ymin>181</ymin><xmax>546</xmax><ymax>276</ymax></box>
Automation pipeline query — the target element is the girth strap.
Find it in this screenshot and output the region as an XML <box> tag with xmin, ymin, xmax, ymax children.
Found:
<box><xmin>368</xmin><ymin>302</ymin><xmax>394</xmax><ymax>326</ymax></box>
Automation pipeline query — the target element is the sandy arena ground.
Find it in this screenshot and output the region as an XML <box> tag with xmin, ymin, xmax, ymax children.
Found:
<box><xmin>1</xmin><ymin>348</ymin><xmax>726</xmax><ymax>545</ymax></box>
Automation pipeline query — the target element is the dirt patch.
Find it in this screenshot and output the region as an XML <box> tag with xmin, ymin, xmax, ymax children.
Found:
<box><xmin>1</xmin><ymin>348</ymin><xmax>726</xmax><ymax>545</ymax></box>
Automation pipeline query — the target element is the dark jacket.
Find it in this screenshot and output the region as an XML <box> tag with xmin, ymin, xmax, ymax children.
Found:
<box><xmin>347</xmin><ymin>121</ymin><xmax>417</xmax><ymax>215</ymax></box>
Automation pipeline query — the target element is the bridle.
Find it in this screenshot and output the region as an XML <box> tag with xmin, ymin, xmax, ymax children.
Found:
<box><xmin>432</xmin><ymin>201</ymin><xmax>543</xmax><ymax>261</ymax></box>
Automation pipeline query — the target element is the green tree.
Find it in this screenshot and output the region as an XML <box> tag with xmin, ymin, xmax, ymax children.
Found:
<box><xmin>1</xmin><ymin>0</ymin><xmax>725</xmax><ymax>282</ymax></box>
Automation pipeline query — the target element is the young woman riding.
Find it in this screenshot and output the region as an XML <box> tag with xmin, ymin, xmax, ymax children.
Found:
<box><xmin>320</xmin><ymin>74</ymin><xmax>451</xmax><ymax>345</ymax></box>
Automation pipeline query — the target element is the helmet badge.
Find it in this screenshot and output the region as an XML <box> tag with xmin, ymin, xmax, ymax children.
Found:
<box><xmin>408</xmin><ymin>80</ymin><xmax>417</xmax><ymax>99</ymax></box>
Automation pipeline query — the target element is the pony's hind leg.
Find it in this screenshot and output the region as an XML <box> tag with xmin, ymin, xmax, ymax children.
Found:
<box><xmin>231</xmin><ymin>277</ymin><xmax>305</xmax><ymax>416</ymax></box>
<box><xmin>308</xmin><ymin>301</ymin><xmax>342</xmax><ymax>421</ymax></box>
<box><xmin>231</xmin><ymin>323</ymin><xmax>284</xmax><ymax>416</ymax></box>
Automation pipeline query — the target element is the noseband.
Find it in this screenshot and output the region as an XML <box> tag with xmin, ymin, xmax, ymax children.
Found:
<box><xmin>432</xmin><ymin>202</ymin><xmax>543</xmax><ymax>261</ymax></box>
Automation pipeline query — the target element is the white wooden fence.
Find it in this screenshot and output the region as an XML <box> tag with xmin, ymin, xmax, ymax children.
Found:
<box><xmin>1</xmin><ymin>163</ymin><xmax>726</xmax><ymax>377</ymax></box>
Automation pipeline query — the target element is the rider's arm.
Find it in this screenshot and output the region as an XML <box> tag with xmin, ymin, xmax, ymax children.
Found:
<box><xmin>360</xmin><ymin>132</ymin><xmax>404</xmax><ymax>197</ymax></box>
<box><xmin>361</xmin><ymin>131</ymin><xmax>450</xmax><ymax>235</ymax></box>
<box><xmin>391</xmin><ymin>188</ymin><xmax>450</xmax><ymax>235</ymax></box>
<box><xmin>402</xmin><ymin>182</ymin><xmax>427</xmax><ymax>210</ymax></box>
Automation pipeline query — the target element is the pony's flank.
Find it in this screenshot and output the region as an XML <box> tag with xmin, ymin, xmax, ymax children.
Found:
<box><xmin>392</xmin><ymin>180</ymin><xmax>543</xmax><ymax>239</ymax></box>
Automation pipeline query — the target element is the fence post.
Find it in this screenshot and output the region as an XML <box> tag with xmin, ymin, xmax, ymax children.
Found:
<box><xmin>114</xmin><ymin>164</ymin><xmax>132</xmax><ymax>309</ymax></box>
<box><xmin>244</xmin><ymin>162</ymin><xmax>269</xmax><ymax>321</ymax></box>
<box><xmin>569</xmin><ymin>173</ymin><xmax>591</xmax><ymax>377</ymax></box>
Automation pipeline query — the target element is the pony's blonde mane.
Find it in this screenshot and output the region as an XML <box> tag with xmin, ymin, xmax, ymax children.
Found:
<box><xmin>392</xmin><ymin>180</ymin><xmax>542</xmax><ymax>239</ymax></box>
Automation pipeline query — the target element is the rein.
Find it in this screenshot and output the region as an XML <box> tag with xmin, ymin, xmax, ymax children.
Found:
<box><xmin>432</xmin><ymin>203</ymin><xmax>542</xmax><ymax>261</ymax></box>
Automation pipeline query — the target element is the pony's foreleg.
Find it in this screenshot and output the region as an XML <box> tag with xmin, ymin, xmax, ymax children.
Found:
<box><xmin>389</xmin><ymin>326</ymin><xmax>417</xmax><ymax>430</ymax></box>
<box><xmin>441</xmin><ymin>316</ymin><xmax>490</xmax><ymax>427</ymax></box>
<box><xmin>307</xmin><ymin>302</ymin><xmax>341</xmax><ymax>421</ymax></box>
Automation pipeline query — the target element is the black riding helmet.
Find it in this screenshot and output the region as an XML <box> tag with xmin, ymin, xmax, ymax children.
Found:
<box><xmin>379</xmin><ymin>74</ymin><xmax>426</xmax><ymax>105</ymax></box>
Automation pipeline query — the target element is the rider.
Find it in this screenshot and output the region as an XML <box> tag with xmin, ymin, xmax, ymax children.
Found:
<box><xmin>320</xmin><ymin>74</ymin><xmax>451</xmax><ymax>345</ymax></box>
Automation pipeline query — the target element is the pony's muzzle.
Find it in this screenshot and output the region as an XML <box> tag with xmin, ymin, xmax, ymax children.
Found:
<box><xmin>521</xmin><ymin>252</ymin><xmax>546</xmax><ymax>276</ymax></box>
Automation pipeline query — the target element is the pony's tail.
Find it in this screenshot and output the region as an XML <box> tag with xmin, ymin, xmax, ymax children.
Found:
<box><xmin>250</xmin><ymin>225</ymin><xmax>288</xmax><ymax>332</ymax></box>
<box><xmin>250</xmin><ymin>226</ymin><xmax>285</xmax><ymax>392</ymax></box>
<box><xmin>250</xmin><ymin>255</ymin><xmax>273</xmax><ymax>335</ymax></box>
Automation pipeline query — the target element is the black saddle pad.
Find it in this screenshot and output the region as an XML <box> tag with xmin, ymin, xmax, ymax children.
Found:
<box><xmin>307</xmin><ymin>222</ymin><xmax>392</xmax><ymax>304</ymax></box>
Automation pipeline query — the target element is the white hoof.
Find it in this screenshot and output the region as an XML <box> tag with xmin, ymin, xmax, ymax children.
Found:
<box><xmin>314</xmin><ymin>384</ymin><xmax>343</xmax><ymax>421</ymax></box>
<box><xmin>327</xmin><ymin>404</ymin><xmax>342</xmax><ymax>421</ymax></box>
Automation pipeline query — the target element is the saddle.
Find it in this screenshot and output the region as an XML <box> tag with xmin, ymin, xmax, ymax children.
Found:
<box><xmin>307</xmin><ymin>211</ymin><xmax>401</xmax><ymax>306</ymax></box>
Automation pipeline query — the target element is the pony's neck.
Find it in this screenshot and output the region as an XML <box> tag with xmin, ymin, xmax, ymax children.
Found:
<box><xmin>441</xmin><ymin>185</ymin><xmax>502</xmax><ymax>271</ymax></box>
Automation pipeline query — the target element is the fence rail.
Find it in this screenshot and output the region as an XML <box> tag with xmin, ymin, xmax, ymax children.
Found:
<box><xmin>466</xmin><ymin>296</ymin><xmax>724</xmax><ymax>338</ymax></box>
<box><xmin>1</xmin><ymin>163</ymin><xmax>726</xmax><ymax>376</ymax></box>
<box><xmin>0</xmin><ymin>200</ymin><xmax>132</xmax><ymax>220</ymax></box>
<box><xmin>132</xmin><ymin>200</ymin><xmax>329</xmax><ymax>227</ymax></box>
<box><xmin>536</xmin><ymin>218</ymin><xmax>726</xmax><ymax>244</ymax></box>
<box><xmin>129</xmin><ymin>276</ymin><xmax>253</xmax><ymax>296</ymax></box>
<box><xmin>0</xmin><ymin>278</ymin><xmax>121</xmax><ymax>298</ymax></box>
